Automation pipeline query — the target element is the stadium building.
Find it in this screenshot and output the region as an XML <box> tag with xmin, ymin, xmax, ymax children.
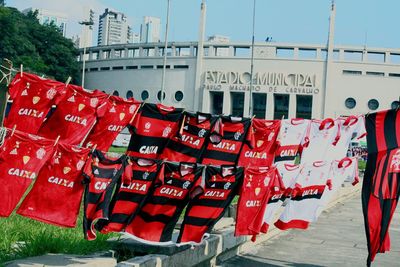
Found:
<box><xmin>79</xmin><ymin>3</ymin><xmax>400</xmax><ymax>119</ymax></box>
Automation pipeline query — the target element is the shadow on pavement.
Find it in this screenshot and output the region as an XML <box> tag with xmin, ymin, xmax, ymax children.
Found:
<box><xmin>222</xmin><ymin>254</ymin><xmax>325</xmax><ymax>267</ymax></box>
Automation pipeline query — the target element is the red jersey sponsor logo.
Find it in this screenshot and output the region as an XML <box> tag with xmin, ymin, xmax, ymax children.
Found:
<box><xmin>94</xmin><ymin>181</ymin><xmax>111</xmax><ymax>190</ymax></box>
<box><xmin>244</xmin><ymin>151</ymin><xmax>267</xmax><ymax>159</ymax></box>
<box><xmin>139</xmin><ymin>146</ymin><xmax>158</xmax><ymax>155</ymax></box>
<box><xmin>158</xmin><ymin>186</ymin><xmax>185</xmax><ymax>199</ymax></box>
<box><xmin>48</xmin><ymin>176</ymin><xmax>74</xmax><ymax>188</ymax></box>
<box><xmin>8</xmin><ymin>168</ymin><xmax>36</xmax><ymax>179</ymax></box>
<box><xmin>18</xmin><ymin>109</ymin><xmax>44</xmax><ymax>118</ymax></box>
<box><xmin>277</xmin><ymin>145</ymin><xmax>299</xmax><ymax>158</ymax></box>
<box><xmin>121</xmin><ymin>182</ymin><xmax>148</xmax><ymax>193</ymax></box>
<box><xmin>64</xmin><ymin>115</ymin><xmax>88</xmax><ymax>126</ymax></box>
<box><xmin>180</xmin><ymin>134</ymin><xmax>201</xmax><ymax>147</ymax></box>
<box><xmin>107</xmin><ymin>125</ymin><xmax>124</xmax><ymax>132</ymax></box>
<box><xmin>245</xmin><ymin>200</ymin><xmax>261</xmax><ymax>207</ymax></box>
<box><xmin>212</xmin><ymin>141</ymin><xmax>236</xmax><ymax>151</ymax></box>
<box><xmin>201</xmin><ymin>189</ymin><xmax>226</xmax><ymax>200</ymax></box>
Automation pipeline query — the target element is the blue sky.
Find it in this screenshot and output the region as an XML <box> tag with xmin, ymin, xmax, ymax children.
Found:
<box><xmin>7</xmin><ymin>0</ymin><xmax>400</xmax><ymax>48</ymax></box>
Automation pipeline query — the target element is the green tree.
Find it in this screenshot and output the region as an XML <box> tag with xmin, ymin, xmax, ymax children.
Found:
<box><xmin>0</xmin><ymin>7</ymin><xmax>80</xmax><ymax>82</ymax></box>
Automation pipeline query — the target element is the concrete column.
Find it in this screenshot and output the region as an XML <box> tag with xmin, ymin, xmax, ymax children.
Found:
<box><xmin>293</xmin><ymin>47</ymin><xmax>299</xmax><ymax>59</ymax></box>
<box><xmin>98</xmin><ymin>50</ymin><xmax>104</xmax><ymax>60</ymax></box>
<box><xmin>201</xmin><ymin>87</ymin><xmax>210</xmax><ymax>113</ymax></box>
<box><xmin>316</xmin><ymin>49</ymin><xmax>322</xmax><ymax>60</ymax></box>
<box><xmin>385</xmin><ymin>52</ymin><xmax>390</xmax><ymax>63</ymax></box>
<box><xmin>243</xmin><ymin>91</ymin><xmax>250</xmax><ymax>117</ymax></box>
<box><xmin>289</xmin><ymin>94</ymin><xmax>296</xmax><ymax>118</ymax></box>
<box><xmin>266</xmin><ymin>93</ymin><xmax>274</xmax><ymax>120</ymax></box>
<box><xmin>223</xmin><ymin>91</ymin><xmax>230</xmax><ymax>115</ymax></box>
<box><xmin>124</xmin><ymin>48</ymin><xmax>129</xmax><ymax>58</ymax></box>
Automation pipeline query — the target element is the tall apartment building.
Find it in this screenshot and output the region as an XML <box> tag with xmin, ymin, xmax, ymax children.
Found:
<box><xmin>22</xmin><ymin>8</ymin><xmax>68</xmax><ymax>36</ymax></box>
<box><xmin>140</xmin><ymin>16</ymin><xmax>161</xmax><ymax>43</ymax></box>
<box><xmin>97</xmin><ymin>8</ymin><xmax>132</xmax><ymax>46</ymax></box>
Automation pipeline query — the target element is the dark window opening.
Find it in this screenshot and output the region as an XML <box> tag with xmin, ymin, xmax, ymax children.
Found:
<box><xmin>210</xmin><ymin>91</ymin><xmax>223</xmax><ymax>115</ymax></box>
<box><xmin>296</xmin><ymin>95</ymin><xmax>312</xmax><ymax>119</ymax></box>
<box><xmin>274</xmin><ymin>94</ymin><xmax>289</xmax><ymax>120</ymax></box>
<box><xmin>252</xmin><ymin>93</ymin><xmax>267</xmax><ymax>119</ymax></box>
<box><xmin>231</xmin><ymin>92</ymin><xmax>244</xmax><ymax>117</ymax></box>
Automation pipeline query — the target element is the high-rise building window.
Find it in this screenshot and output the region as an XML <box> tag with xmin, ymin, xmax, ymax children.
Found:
<box><xmin>274</xmin><ymin>94</ymin><xmax>289</xmax><ymax>119</ymax></box>
<box><xmin>210</xmin><ymin>91</ymin><xmax>223</xmax><ymax>115</ymax></box>
<box><xmin>231</xmin><ymin>92</ymin><xmax>244</xmax><ymax>117</ymax></box>
<box><xmin>296</xmin><ymin>95</ymin><xmax>313</xmax><ymax>119</ymax></box>
<box><xmin>252</xmin><ymin>93</ymin><xmax>267</xmax><ymax>119</ymax></box>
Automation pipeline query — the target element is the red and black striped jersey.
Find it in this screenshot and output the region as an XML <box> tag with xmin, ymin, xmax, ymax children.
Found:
<box><xmin>127</xmin><ymin>103</ymin><xmax>184</xmax><ymax>159</ymax></box>
<box><xmin>235</xmin><ymin>166</ymin><xmax>283</xmax><ymax>238</ymax></box>
<box><xmin>17</xmin><ymin>143</ymin><xmax>90</xmax><ymax>227</ymax></box>
<box><xmin>38</xmin><ymin>84</ymin><xmax>108</xmax><ymax>145</ymax></box>
<box><xmin>177</xmin><ymin>165</ymin><xmax>243</xmax><ymax>244</ymax></box>
<box><xmin>0</xmin><ymin>130</ymin><xmax>55</xmax><ymax>217</ymax></box>
<box><xmin>82</xmin><ymin>150</ymin><xmax>127</xmax><ymax>240</ymax></box>
<box><xmin>201</xmin><ymin>116</ymin><xmax>252</xmax><ymax>166</ymax></box>
<box><xmin>98</xmin><ymin>157</ymin><xmax>162</xmax><ymax>233</ymax></box>
<box><xmin>85</xmin><ymin>96</ymin><xmax>141</xmax><ymax>151</ymax></box>
<box><xmin>5</xmin><ymin>72</ymin><xmax>66</xmax><ymax>134</ymax></box>
<box><xmin>161</xmin><ymin>112</ymin><xmax>221</xmax><ymax>163</ymax></box>
<box><xmin>125</xmin><ymin>162</ymin><xmax>203</xmax><ymax>243</ymax></box>
<box><xmin>238</xmin><ymin>119</ymin><xmax>280</xmax><ymax>168</ymax></box>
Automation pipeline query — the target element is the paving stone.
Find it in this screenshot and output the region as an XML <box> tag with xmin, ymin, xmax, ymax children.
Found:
<box><xmin>5</xmin><ymin>254</ymin><xmax>117</xmax><ymax>267</ymax></box>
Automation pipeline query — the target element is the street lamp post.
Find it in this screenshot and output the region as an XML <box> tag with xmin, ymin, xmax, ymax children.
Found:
<box><xmin>79</xmin><ymin>9</ymin><xmax>94</xmax><ymax>88</ymax></box>
<box><xmin>160</xmin><ymin>0</ymin><xmax>171</xmax><ymax>104</ymax></box>
<box><xmin>249</xmin><ymin>0</ymin><xmax>256</xmax><ymax>117</ymax></box>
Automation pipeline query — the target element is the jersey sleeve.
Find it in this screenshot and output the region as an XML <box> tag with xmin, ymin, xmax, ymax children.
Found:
<box><xmin>127</xmin><ymin>108</ymin><xmax>142</xmax><ymax>134</ymax></box>
<box><xmin>96</xmin><ymin>101</ymin><xmax>109</xmax><ymax>118</ymax></box>
<box><xmin>209</xmin><ymin>116</ymin><xmax>223</xmax><ymax>144</ymax></box>
<box><xmin>8</xmin><ymin>73</ymin><xmax>24</xmax><ymax>100</ymax></box>
<box><xmin>355</xmin><ymin>115</ymin><xmax>367</xmax><ymax>140</ymax></box>
<box><xmin>301</xmin><ymin>120</ymin><xmax>311</xmax><ymax>148</ymax></box>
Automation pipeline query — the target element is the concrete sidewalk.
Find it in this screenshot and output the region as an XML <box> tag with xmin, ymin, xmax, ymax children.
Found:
<box><xmin>222</xmin><ymin>191</ymin><xmax>400</xmax><ymax>267</ymax></box>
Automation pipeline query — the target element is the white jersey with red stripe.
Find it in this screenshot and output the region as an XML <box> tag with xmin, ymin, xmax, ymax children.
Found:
<box><xmin>262</xmin><ymin>163</ymin><xmax>302</xmax><ymax>228</ymax></box>
<box><xmin>300</xmin><ymin>118</ymin><xmax>340</xmax><ymax>164</ymax></box>
<box><xmin>274</xmin><ymin>161</ymin><xmax>332</xmax><ymax>230</ymax></box>
<box><xmin>318</xmin><ymin>157</ymin><xmax>359</xmax><ymax>211</ymax></box>
<box><xmin>274</xmin><ymin>119</ymin><xmax>310</xmax><ymax>164</ymax></box>
<box><xmin>324</xmin><ymin>115</ymin><xmax>366</xmax><ymax>161</ymax></box>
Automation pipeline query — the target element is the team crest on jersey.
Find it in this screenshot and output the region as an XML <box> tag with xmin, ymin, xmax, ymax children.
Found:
<box><xmin>163</xmin><ymin>126</ymin><xmax>172</xmax><ymax>137</ymax></box>
<box><xmin>182</xmin><ymin>181</ymin><xmax>190</xmax><ymax>189</ymax></box>
<box><xmin>36</xmin><ymin>148</ymin><xmax>46</xmax><ymax>159</ymax></box>
<box><xmin>234</xmin><ymin>131</ymin><xmax>242</xmax><ymax>141</ymax></box>
<box><xmin>90</xmin><ymin>98</ymin><xmax>98</xmax><ymax>107</ymax></box>
<box><xmin>255</xmin><ymin>187</ymin><xmax>261</xmax><ymax>196</ymax></box>
<box><xmin>22</xmin><ymin>156</ymin><xmax>30</xmax><ymax>165</ymax></box>
<box><xmin>78</xmin><ymin>104</ymin><xmax>85</xmax><ymax>111</ymax></box>
<box><xmin>198</xmin><ymin>129</ymin><xmax>206</xmax><ymax>138</ymax></box>
<box><xmin>46</xmin><ymin>88</ymin><xmax>57</xmax><ymax>99</ymax></box>
<box><xmin>76</xmin><ymin>160</ymin><xmax>85</xmax><ymax>170</ymax></box>
<box><xmin>109</xmin><ymin>106</ymin><xmax>116</xmax><ymax>113</ymax></box>
<box><xmin>63</xmin><ymin>167</ymin><xmax>71</xmax><ymax>174</ymax></box>
<box><xmin>68</xmin><ymin>95</ymin><xmax>75</xmax><ymax>102</ymax></box>
<box><xmin>390</xmin><ymin>149</ymin><xmax>400</xmax><ymax>172</ymax></box>
<box><xmin>142</xmin><ymin>172</ymin><xmax>150</xmax><ymax>180</ymax></box>
<box><xmin>145</xmin><ymin>122</ymin><xmax>151</xmax><ymax>130</ymax></box>
<box><xmin>224</xmin><ymin>182</ymin><xmax>231</xmax><ymax>190</ymax></box>
<box><xmin>129</xmin><ymin>105</ymin><xmax>136</xmax><ymax>114</ymax></box>
<box><xmin>264</xmin><ymin>176</ymin><xmax>271</xmax><ymax>186</ymax></box>
<box><xmin>119</xmin><ymin>113</ymin><xmax>125</xmax><ymax>121</ymax></box>
<box><xmin>32</xmin><ymin>96</ymin><xmax>40</xmax><ymax>105</ymax></box>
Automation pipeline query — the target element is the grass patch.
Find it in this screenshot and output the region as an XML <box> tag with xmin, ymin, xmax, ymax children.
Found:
<box><xmin>109</xmin><ymin>146</ymin><xmax>127</xmax><ymax>154</ymax></box>
<box><xmin>0</xmin><ymin>213</ymin><xmax>119</xmax><ymax>264</ymax></box>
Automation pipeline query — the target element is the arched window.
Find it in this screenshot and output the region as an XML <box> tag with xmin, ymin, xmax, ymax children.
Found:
<box><xmin>175</xmin><ymin>91</ymin><xmax>184</xmax><ymax>102</ymax></box>
<box><xmin>112</xmin><ymin>90</ymin><xmax>119</xmax><ymax>96</ymax></box>
<box><xmin>126</xmin><ymin>90</ymin><xmax>134</xmax><ymax>99</ymax></box>
<box><xmin>345</xmin><ymin>97</ymin><xmax>356</xmax><ymax>109</ymax></box>
<box><xmin>368</xmin><ymin>99</ymin><xmax>379</xmax><ymax>110</ymax></box>
<box><xmin>157</xmin><ymin>90</ymin><xmax>166</xmax><ymax>101</ymax></box>
<box><xmin>141</xmin><ymin>90</ymin><xmax>149</xmax><ymax>100</ymax></box>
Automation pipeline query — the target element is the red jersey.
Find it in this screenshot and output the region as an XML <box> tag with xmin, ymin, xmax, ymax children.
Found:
<box><xmin>127</xmin><ymin>103</ymin><xmax>184</xmax><ymax>159</ymax></box>
<box><xmin>235</xmin><ymin>166</ymin><xmax>284</xmax><ymax>238</ymax></box>
<box><xmin>0</xmin><ymin>130</ymin><xmax>54</xmax><ymax>217</ymax></box>
<box><xmin>178</xmin><ymin>166</ymin><xmax>243</xmax><ymax>244</ymax></box>
<box><xmin>38</xmin><ymin>84</ymin><xmax>108</xmax><ymax>145</ymax></box>
<box><xmin>161</xmin><ymin>112</ymin><xmax>220</xmax><ymax>163</ymax></box>
<box><xmin>238</xmin><ymin>119</ymin><xmax>280</xmax><ymax>168</ymax></box>
<box><xmin>5</xmin><ymin>72</ymin><xmax>66</xmax><ymax>134</ymax></box>
<box><xmin>17</xmin><ymin>143</ymin><xmax>90</xmax><ymax>227</ymax></box>
<box><xmin>125</xmin><ymin>162</ymin><xmax>203</xmax><ymax>243</ymax></box>
<box><xmin>82</xmin><ymin>150</ymin><xmax>127</xmax><ymax>240</ymax></box>
<box><xmin>85</xmin><ymin>96</ymin><xmax>141</xmax><ymax>151</ymax></box>
<box><xmin>99</xmin><ymin>158</ymin><xmax>162</xmax><ymax>233</ymax></box>
<box><xmin>201</xmin><ymin>116</ymin><xmax>252</xmax><ymax>166</ymax></box>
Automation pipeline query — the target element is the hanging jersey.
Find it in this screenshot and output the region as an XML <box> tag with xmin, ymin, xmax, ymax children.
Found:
<box><xmin>235</xmin><ymin>166</ymin><xmax>284</xmax><ymax>237</ymax></box>
<box><xmin>201</xmin><ymin>116</ymin><xmax>252</xmax><ymax>165</ymax></box>
<box><xmin>127</xmin><ymin>103</ymin><xmax>184</xmax><ymax>159</ymax></box>
<box><xmin>85</xmin><ymin>96</ymin><xmax>141</xmax><ymax>151</ymax></box>
<box><xmin>325</xmin><ymin>115</ymin><xmax>367</xmax><ymax>161</ymax></box>
<box><xmin>300</xmin><ymin>118</ymin><xmax>340</xmax><ymax>164</ymax></box>
<box><xmin>274</xmin><ymin>119</ymin><xmax>310</xmax><ymax>164</ymax></box>
<box><xmin>274</xmin><ymin>161</ymin><xmax>332</xmax><ymax>230</ymax></box>
<box><xmin>5</xmin><ymin>72</ymin><xmax>66</xmax><ymax>134</ymax></box>
<box><xmin>125</xmin><ymin>162</ymin><xmax>203</xmax><ymax>243</ymax></box>
<box><xmin>238</xmin><ymin>119</ymin><xmax>280</xmax><ymax>168</ymax></box>
<box><xmin>0</xmin><ymin>130</ymin><xmax>54</xmax><ymax>217</ymax></box>
<box><xmin>261</xmin><ymin>163</ymin><xmax>302</xmax><ymax>232</ymax></box>
<box><xmin>362</xmin><ymin>109</ymin><xmax>400</xmax><ymax>265</ymax></box>
<box><xmin>318</xmin><ymin>157</ymin><xmax>359</xmax><ymax>212</ymax></box>
<box><xmin>161</xmin><ymin>112</ymin><xmax>220</xmax><ymax>163</ymax></box>
<box><xmin>178</xmin><ymin>166</ymin><xmax>243</xmax><ymax>244</ymax></box>
<box><xmin>99</xmin><ymin>158</ymin><xmax>161</xmax><ymax>233</ymax></box>
<box><xmin>38</xmin><ymin>84</ymin><xmax>108</xmax><ymax>145</ymax></box>
<box><xmin>17</xmin><ymin>143</ymin><xmax>90</xmax><ymax>227</ymax></box>
<box><xmin>82</xmin><ymin>150</ymin><xmax>127</xmax><ymax>240</ymax></box>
